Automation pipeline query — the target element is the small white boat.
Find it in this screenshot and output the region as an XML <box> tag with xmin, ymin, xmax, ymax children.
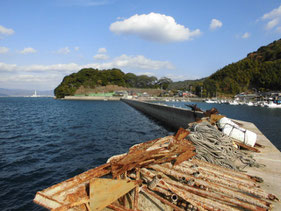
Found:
<box><xmin>229</xmin><ymin>100</ymin><xmax>239</xmax><ymax>105</ymax></box>
<box><xmin>205</xmin><ymin>99</ymin><xmax>217</xmax><ymax>103</ymax></box>
<box><xmin>247</xmin><ymin>102</ymin><xmax>254</xmax><ymax>106</ymax></box>
<box><xmin>264</xmin><ymin>101</ymin><xmax>281</xmax><ymax>108</ymax></box>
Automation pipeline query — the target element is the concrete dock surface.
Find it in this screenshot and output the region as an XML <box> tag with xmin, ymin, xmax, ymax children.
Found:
<box><xmin>123</xmin><ymin>99</ymin><xmax>281</xmax><ymax>209</ymax></box>
<box><xmin>234</xmin><ymin>119</ymin><xmax>281</xmax><ymax>209</ymax></box>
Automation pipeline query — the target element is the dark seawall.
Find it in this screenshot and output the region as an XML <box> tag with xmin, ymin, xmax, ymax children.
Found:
<box><xmin>122</xmin><ymin>99</ymin><xmax>204</xmax><ymax>130</ymax></box>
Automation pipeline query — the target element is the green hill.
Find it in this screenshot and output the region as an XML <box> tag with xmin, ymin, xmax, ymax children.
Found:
<box><xmin>54</xmin><ymin>68</ymin><xmax>171</xmax><ymax>98</ymax></box>
<box><xmin>55</xmin><ymin>39</ymin><xmax>281</xmax><ymax>98</ymax></box>
<box><xmin>203</xmin><ymin>39</ymin><xmax>281</xmax><ymax>96</ymax></box>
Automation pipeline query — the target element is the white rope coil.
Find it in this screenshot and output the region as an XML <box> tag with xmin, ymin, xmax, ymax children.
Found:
<box><xmin>187</xmin><ymin>122</ymin><xmax>261</xmax><ymax>171</ymax></box>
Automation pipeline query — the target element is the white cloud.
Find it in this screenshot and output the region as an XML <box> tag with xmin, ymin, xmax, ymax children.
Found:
<box><xmin>0</xmin><ymin>54</ymin><xmax>174</xmax><ymax>90</ymax></box>
<box><xmin>209</xmin><ymin>19</ymin><xmax>223</xmax><ymax>30</ymax></box>
<box><xmin>90</xmin><ymin>54</ymin><xmax>174</xmax><ymax>70</ymax></box>
<box><xmin>110</xmin><ymin>12</ymin><xmax>201</xmax><ymax>43</ymax></box>
<box><xmin>0</xmin><ymin>62</ymin><xmax>80</xmax><ymax>73</ymax></box>
<box><xmin>138</xmin><ymin>72</ymin><xmax>155</xmax><ymax>76</ymax></box>
<box><xmin>0</xmin><ymin>73</ymin><xmax>62</xmax><ymax>90</ymax></box>
<box><xmin>165</xmin><ymin>73</ymin><xmax>198</xmax><ymax>81</ymax></box>
<box><xmin>19</xmin><ymin>47</ymin><xmax>37</xmax><ymax>54</ymax></box>
<box><xmin>242</xmin><ymin>32</ymin><xmax>250</xmax><ymax>39</ymax></box>
<box><xmin>56</xmin><ymin>47</ymin><xmax>70</xmax><ymax>54</ymax></box>
<box><xmin>98</xmin><ymin>47</ymin><xmax>107</xmax><ymax>53</ymax></box>
<box><xmin>0</xmin><ymin>55</ymin><xmax>173</xmax><ymax>73</ymax></box>
<box><xmin>74</xmin><ymin>46</ymin><xmax>80</xmax><ymax>51</ymax></box>
<box><xmin>262</xmin><ymin>5</ymin><xmax>281</xmax><ymax>32</ymax></box>
<box><xmin>93</xmin><ymin>54</ymin><xmax>109</xmax><ymax>60</ymax></box>
<box><xmin>0</xmin><ymin>62</ymin><xmax>17</xmax><ymax>72</ymax></box>
<box><xmin>0</xmin><ymin>25</ymin><xmax>14</xmax><ymax>35</ymax></box>
<box><xmin>0</xmin><ymin>46</ymin><xmax>9</xmax><ymax>54</ymax></box>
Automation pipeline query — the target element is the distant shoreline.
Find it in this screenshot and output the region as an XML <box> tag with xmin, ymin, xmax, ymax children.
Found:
<box><xmin>63</xmin><ymin>96</ymin><xmax>121</xmax><ymax>101</ymax></box>
<box><xmin>63</xmin><ymin>96</ymin><xmax>205</xmax><ymax>102</ymax></box>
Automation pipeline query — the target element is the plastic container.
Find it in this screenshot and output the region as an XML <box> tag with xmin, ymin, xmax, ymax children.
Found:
<box><xmin>218</xmin><ymin>117</ymin><xmax>257</xmax><ymax>147</ymax></box>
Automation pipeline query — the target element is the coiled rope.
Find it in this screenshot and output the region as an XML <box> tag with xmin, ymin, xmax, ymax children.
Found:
<box><xmin>187</xmin><ymin>121</ymin><xmax>262</xmax><ymax>171</ymax></box>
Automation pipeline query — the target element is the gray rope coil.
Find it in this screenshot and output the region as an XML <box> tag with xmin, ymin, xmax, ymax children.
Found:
<box><xmin>187</xmin><ymin>122</ymin><xmax>262</xmax><ymax>171</ymax></box>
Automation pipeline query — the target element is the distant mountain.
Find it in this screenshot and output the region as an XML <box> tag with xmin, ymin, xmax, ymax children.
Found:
<box><xmin>0</xmin><ymin>88</ymin><xmax>54</xmax><ymax>97</ymax></box>
<box><xmin>0</xmin><ymin>92</ymin><xmax>8</xmax><ymax>97</ymax></box>
<box><xmin>168</xmin><ymin>78</ymin><xmax>205</xmax><ymax>90</ymax></box>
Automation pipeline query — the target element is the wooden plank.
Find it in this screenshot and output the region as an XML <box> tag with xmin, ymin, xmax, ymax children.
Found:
<box><xmin>234</xmin><ymin>140</ymin><xmax>261</xmax><ymax>153</ymax></box>
<box><xmin>90</xmin><ymin>178</ymin><xmax>138</xmax><ymax>211</ymax></box>
<box><xmin>174</xmin><ymin>128</ymin><xmax>190</xmax><ymax>141</ymax></box>
<box><xmin>174</xmin><ymin>151</ymin><xmax>196</xmax><ymax>166</ymax></box>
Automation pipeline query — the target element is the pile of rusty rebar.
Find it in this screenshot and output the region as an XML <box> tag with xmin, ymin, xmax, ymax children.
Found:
<box><xmin>34</xmin><ymin>126</ymin><xmax>279</xmax><ymax>211</ymax></box>
<box><xmin>103</xmin><ymin>126</ymin><xmax>277</xmax><ymax>210</ymax></box>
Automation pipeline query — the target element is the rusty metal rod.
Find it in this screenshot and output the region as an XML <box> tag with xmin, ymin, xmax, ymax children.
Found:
<box><xmin>160</xmin><ymin>177</ymin><xmax>240</xmax><ymax>211</ymax></box>
<box><xmin>164</xmin><ymin>162</ymin><xmax>258</xmax><ymax>189</ymax></box>
<box><xmin>142</xmin><ymin>186</ymin><xmax>185</xmax><ymax>211</ymax></box>
<box><xmin>133</xmin><ymin>168</ymin><xmax>140</xmax><ymax>210</ymax></box>
<box><xmin>141</xmin><ymin>175</ymin><xmax>205</xmax><ymax>211</ymax></box>
<box><xmin>189</xmin><ymin>159</ymin><xmax>255</xmax><ymax>181</ymax></box>
<box><xmin>180</xmin><ymin>161</ymin><xmax>259</xmax><ymax>188</ymax></box>
<box><xmin>142</xmin><ymin>168</ymin><xmax>266</xmax><ymax>211</ymax></box>
<box><xmin>148</xmin><ymin>164</ymin><xmax>270</xmax><ymax>208</ymax></box>
<box><xmin>49</xmin><ymin>163</ymin><xmax>111</xmax><ymax>197</ymax></box>
<box><xmin>158</xmin><ymin>171</ymin><xmax>267</xmax><ymax>211</ymax></box>
<box><xmin>151</xmin><ymin>163</ymin><xmax>271</xmax><ymax>201</ymax></box>
<box><xmin>107</xmin><ymin>204</ymin><xmax>136</xmax><ymax>211</ymax></box>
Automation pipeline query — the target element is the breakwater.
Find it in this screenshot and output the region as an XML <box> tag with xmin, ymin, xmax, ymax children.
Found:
<box><xmin>122</xmin><ymin>99</ymin><xmax>281</xmax><ymax>209</ymax></box>
<box><xmin>64</xmin><ymin>96</ymin><xmax>121</xmax><ymax>100</ymax></box>
<box><xmin>122</xmin><ymin>99</ymin><xmax>204</xmax><ymax>130</ymax></box>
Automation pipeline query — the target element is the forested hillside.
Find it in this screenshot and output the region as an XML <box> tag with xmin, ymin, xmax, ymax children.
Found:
<box><xmin>54</xmin><ymin>68</ymin><xmax>172</xmax><ymax>98</ymax></box>
<box><xmin>203</xmin><ymin>39</ymin><xmax>281</xmax><ymax>96</ymax></box>
<box><xmin>54</xmin><ymin>39</ymin><xmax>281</xmax><ymax>98</ymax></box>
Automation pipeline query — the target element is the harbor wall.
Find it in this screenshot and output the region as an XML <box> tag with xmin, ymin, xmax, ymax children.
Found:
<box><xmin>64</xmin><ymin>96</ymin><xmax>121</xmax><ymax>101</ymax></box>
<box><xmin>122</xmin><ymin>99</ymin><xmax>204</xmax><ymax>130</ymax></box>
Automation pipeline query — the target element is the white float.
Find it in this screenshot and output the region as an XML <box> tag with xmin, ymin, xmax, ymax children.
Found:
<box><xmin>217</xmin><ymin>117</ymin><xmax>257</xmax><ymax>147</ymax></box>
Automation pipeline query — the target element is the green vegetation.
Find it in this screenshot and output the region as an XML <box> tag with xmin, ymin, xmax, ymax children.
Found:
<box><xmin>55</xmin><ymin>39</ymin><xmax>281</xmax><ymax>98</ymax></box>
<box><xmin>54</xmin><ymin>68</ymin><xmax>172</xmax><ymax>98</ymax></box>
<box><xmin>168</xmin><ymin>38</ymin><xmax>281</xmax><ymax>97</ymax></box>
<box><xmin>204</xmin><ymin>38</ymin><xmax>281</xmax><ymax>96</ymax></box>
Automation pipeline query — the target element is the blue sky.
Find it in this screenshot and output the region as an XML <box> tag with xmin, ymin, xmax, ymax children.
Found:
<box><xmin>0</xmin><ymin>0</ymin><xmax>280</xmax><ymax>90</ymax></box>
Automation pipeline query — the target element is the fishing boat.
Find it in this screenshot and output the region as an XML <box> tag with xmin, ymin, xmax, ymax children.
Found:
<box><xmin>229</xmin><ymin>100</ymin><xmax>239</xmax><ymax>105</ymax></box>
<box><xmin>205</xmin><ymin>99</ymin><xmax>217</xmax><ymax>103</ymax></box>
<box><xmin>264</xmin><ymin>101</ymin><xmax>281</xmax><ymax>108</ymax></box>
<box><xmin>247</xmin><ymin>101</ymin><xmax>254</xmax><ymax>106</ymax></box>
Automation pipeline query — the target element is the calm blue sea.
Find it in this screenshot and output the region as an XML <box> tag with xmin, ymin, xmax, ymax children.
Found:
<box><xmin>0</xmin><ymin>98</ymin><xmax>170</xmax><ymax>211</ymax></box>
<box><xmin>0</xmin><ymin>98</ymin><xmax>280</xmax><ymax>211</ymax></box>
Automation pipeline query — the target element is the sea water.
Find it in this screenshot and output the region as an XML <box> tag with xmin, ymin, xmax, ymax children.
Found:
<box><xmin>1</xmin><ymin>97</ymin><xmax>280</xmax><ymax>210</ymax></box>
<box><xmin>0</xmin><ymin>98</ymin><xmax>169</xmax><ymax>210</ymax></box>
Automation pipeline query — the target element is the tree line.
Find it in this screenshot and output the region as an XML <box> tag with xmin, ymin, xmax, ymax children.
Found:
<box><xmin>173</xmin><ymin>38</ymin><xmax>281</xmax><ymax>97</ymax></box>
<box><xmin>202</xmin><ymin>38</ymin><xmax>281</xmax><ymax>97</ymax></box>
<box><xmin>55</xmin><ymin>38</ymin><xmax>281</xmax><ymax>98</ymax></box>
<box><xmin>54</xmin><ymin>68</ymin><xmax>172</xmax><ymax>98</ymax></box>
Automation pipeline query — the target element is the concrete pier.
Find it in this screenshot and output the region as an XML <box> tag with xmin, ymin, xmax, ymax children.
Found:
<box><xmin>122</xmin><ymin>99</ymin><xmax>204</xmax><ymax>130</ymax></box>
<box><xmin>237</xmin><ymin>119</ymin><xmax>281</xmax><ymax>209</ymax></box>
<box><xmin>123</xmin><ymin>99</ymin><xmax>281</xmax><ymax>209</ymax></box>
